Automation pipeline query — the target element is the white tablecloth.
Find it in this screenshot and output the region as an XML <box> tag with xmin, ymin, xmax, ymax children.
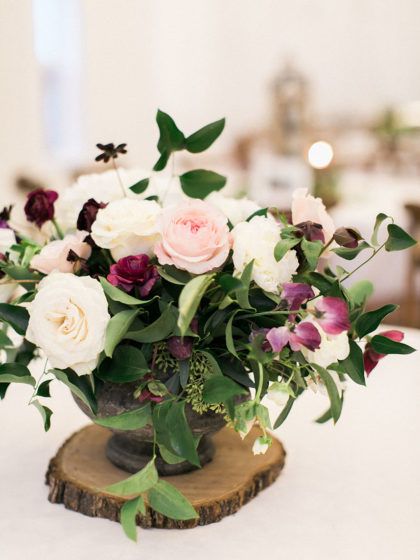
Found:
<box><xmin>1</xmin><ymin>327</ymin><xmax>419</xmax><ymax>560</ymax></box>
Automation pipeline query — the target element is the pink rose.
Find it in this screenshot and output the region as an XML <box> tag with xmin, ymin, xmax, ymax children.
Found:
<box><xmin>30</xmin><ymin>231</ymin><xmax>92</xmax><ymax>274</ymax></box>
<box><xmin>154</xmin><ymin>200</ymin><xmax>231</xmax><ymax>274</ymax></box>
<box><xmin>291</xmin><ymin>188</ymin><xmax>335</xmax><ymax>243</ymax></box>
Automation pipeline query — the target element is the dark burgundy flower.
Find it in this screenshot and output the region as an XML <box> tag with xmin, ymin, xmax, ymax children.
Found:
<box><xmin>138</xmin><ymin>388</ymin><xmax>164</xmax><ymax>403</ymax></box>
<box><xmin>364</xmin><ymin>330</ymin><xmax>404</xmax><ymax>375</ymax></box>
<box><xmin>333</xmin><ymin>227</ymin><xmax>362</xmax><ymax>249</ymax></box>
<box><xmin>295</xmin><ymin>220</ymin><xmax>325</xmax><ymax>243</ymax></box>
<box><xmin>77</xmin><ymin>198</ymin><xmax>107</xmax><ymax>232</ymax></box>
<box><xmin>95</xmin><ymin>143</ymin><xmax>127</xmax><ymax>163</ymax></box>
<box><xmin>313</xmin><ymin>296</ymin><xmax>350</xmax><ymax>335</ymax></box>
<box><xmin>24</xmin><ymin>189</ymin><xmax>58</xmax><ymax>228</ymax></box>
<box><xmin>282</xmin><ymin>282</ymin><xmax>315</xmax><ymax>311</ymax></box>
<box><xmin>167</xmin><ymin>337</ymin><xmax>193</xmax><ymax>360</ymax></box>
<box><xmin>107</xmin><ymin>254</ymin><xmax>159</xmax><ymax>296</ymax></box>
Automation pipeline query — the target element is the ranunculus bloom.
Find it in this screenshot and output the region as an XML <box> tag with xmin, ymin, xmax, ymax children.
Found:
<box><xmin>30</xmin><ymin>231</ymin><xmax>92</xmax><ymax>275</ymax></box>
<box><xmin>155</xmin><ymin>200</ymin><xmax>231</xmax><ymax>274</ymax></box>
<box><xmin>267</xmin><ymin>321</ymin><xmax>321</xmax><ymax>353</ymax></box>
<box><xmin>166</xmin><ymin>336</ymin><xmax>193</xmax><ymax>360</ymax></box>
<box><xmin>291</xmin><ymin>188</ymin><xmax>335</xmax><ymax>244</ymax></box>
<box><xmin>364</xmin><ymin>330</ymin><xmax>404</xmax><ymax>375</ymax></box>
<box><xmin>107</xmin><ymin>254</ymin><xmax>158</xmax><ymax>296</ymax></box>
<box><xmin>282</xmin><ymin>282</ymin><xmax>315</xmax><ymax>311</ymax></box>
<box><xmin>312</xmin><ymin>296</ymin><xmax>350</xmax><ymax>335</ymax></box>
<box><xmin>232</xmin><ymin>216</ymin><xmax>299</xmax><ymax>294</ymax></box>
<box><xmin>77</xmin><ymin>198</ymin><xmax>107</xmax><ymax>232</ymax></box>
<box><xmin>24</xmin><ymin>189</ymin><xmax>58</xmax><ymax>228</ymax></box>
<box><xmin>26</xmin><ymin>272</ymin><xmax>110</xmax><ymax>375</ymax></box>
<box><xmin>91</xmin><ymin>198</ymin><xmax>161</xmax><ymax>260</ymax></box>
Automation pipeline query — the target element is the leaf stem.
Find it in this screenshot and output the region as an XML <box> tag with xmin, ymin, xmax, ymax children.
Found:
<box><xmin>112</xmin><ymin>158</ymin><xmax>127</xmax><ymax>197</ymax></box>
<box><xmin>341</xmin><ymin>242</ymin><xmax>386</xmax><ymax>282</ymax></box>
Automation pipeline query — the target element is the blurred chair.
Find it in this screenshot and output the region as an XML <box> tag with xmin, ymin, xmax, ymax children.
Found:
<box><xmin>405</xmin><ymin>203</ymin><xmax>420</xmax><ymax>327</ymax></box>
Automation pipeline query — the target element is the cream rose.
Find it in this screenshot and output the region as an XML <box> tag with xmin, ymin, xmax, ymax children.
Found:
<box><xmin>30</xmin><ymin>231</ymin><xmax>92</xmax><ymax>274</ymax></box>
<box><xmin>91</xmin><ymin>198</ymin><xmax>161</xmax><ymax>260</ymax></box>
<box><xmin>291</xmin><ymin>188</ymin><xmax>335</xmax><ymax>243</ymax></box>
<box><xmin>154</xmin><ymin>199</ymin><xmax>231</xmax><ymax>274</ymax></box>
<box><xmin>26</xmin><ymin>273</ymin><xmax>110</xmax><ymax>375</ymax></box>
<box><xmin>206</xmin><ymin>191</ymin><xmax>261</xmax><ymax>226</ymax></box>
<box><xmin>231</xmin><ymin>216</ymin><xmax>299</xmax><ymax>294</ymax></box>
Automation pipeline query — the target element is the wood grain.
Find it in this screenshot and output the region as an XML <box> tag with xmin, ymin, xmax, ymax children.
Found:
<box><xmin>46</xmin><ymin>424</ymin><xmax>286</xmax><ymax>529</ymax></box>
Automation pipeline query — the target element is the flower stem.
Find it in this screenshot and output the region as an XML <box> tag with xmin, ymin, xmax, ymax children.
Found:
<box><xmin>112</xmin><ymin>158</ymin><xmax>126</xmax><ymax>197</ymax></box>
<box><xmin>255</xmin><ymin>362</ymin><xmax>265</xmax><ymax>403</ymax></box>
<box><xmin>52</xmin><ymin>218</ymin><xmax>64</xmax><ymax>240</ymax></box>
<box><xmin>341</xmin><ymin>242</ymin><xmax>386</xmax><ymax>282</ymax></box>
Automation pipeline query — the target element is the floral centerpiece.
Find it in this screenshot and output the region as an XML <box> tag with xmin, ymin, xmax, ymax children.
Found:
<box><xmin>0</xmin><ymin>111</ymin><xmax>416</xmax><ymax>541</ymax></box>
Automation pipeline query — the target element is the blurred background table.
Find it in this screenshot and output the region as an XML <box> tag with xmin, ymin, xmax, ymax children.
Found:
<box><xmin>0</xmin><ymin>327</ymin><xmax>419</xmax><ymax>560</ymax></box>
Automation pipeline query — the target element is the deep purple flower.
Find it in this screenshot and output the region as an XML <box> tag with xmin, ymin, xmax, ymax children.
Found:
<box><xmin>364</xmin><ymin>330</ymin><xmax>404</xmax><ymax>375</ymax></box>
<box><xmin>282</xmin><ymin>282</ymin><xmax>315</xmax><ymax>311</ymax></box>
<box><xmin>333</xmin><ymin>227</ymin><xmax>362</xmax><ymax>249</ymax></box>
<box><xmin>107</xmin><ymin>254</ymin><xmax>159</xmax><ymax>296</ymax></box>
<box><xmin>138</xmin><ymin>388</ymin><xmax>164</xmax><ymax>403</ymax></box>
<box><xmin>167</xmin><ymin>336</ymin><xmax>193</xmax><ymax>360</ymax></box>
<box><xmin>313</xmin><ymin>296</ymin><xmax>350</xmax><ymax>335</ymax></box>
<box><xmin>295</xmin><ymin>220</ymin><xmax>325</xmax><ymax>243</ymax></box>
<box><xmin>24</xmin><ymin>189</ymin><xmax>58</xmax><ymax>228</ymax></box>
<box><xmin>77</xmin><ymin>198</ymin><xmax>107</xmax><ymax>232</ymax></box>
<box><xmin>266</xmin><ymin>321</ymin><xmax>321</xmax><ymax>353</ymax></box>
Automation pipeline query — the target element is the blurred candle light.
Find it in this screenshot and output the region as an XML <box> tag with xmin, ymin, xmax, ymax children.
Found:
<box><xmin>308</xmin><ymin>141</ymin><xmax>334</xmax><ymax>169</ymax></box>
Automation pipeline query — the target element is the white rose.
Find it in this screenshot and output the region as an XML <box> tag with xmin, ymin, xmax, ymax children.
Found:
<box><xmin>301</xmin><ymin>321</ymin><xmax>350</xmax><ymax>369</ymax></box>
<box><xmin>26</xmin><ymin>272</ymin><xmax>110</xmax><ymax>375</ymax></box>
<box><xmin>91</xmin><ymin>198</ymin><xmax>161</xmax><ymax>260</ymax></box>
<box><xmin>231</xmin><ymin>216</ymin><xmax>299</xmax><ymax>294</ymax></box>
<box><xmin>206</xmin><ymin>192</ymin><xmax>261</xmax><ymax>226</ymax></box>
<box><xmin>9</xmin><ymin>205</ymin><xmax>52</xmax><ymax>245</ymax></box>
<box><xmin>57</xmin><ymin>168</ymin><xmax>147</xmax><ymax>231</ymax></box>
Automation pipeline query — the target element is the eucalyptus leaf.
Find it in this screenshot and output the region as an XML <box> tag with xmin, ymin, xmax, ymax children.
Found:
<box><xmin>105</xmin><ymin>459</ymin><xmax>158</xmax><ymax>496</ymax></box>
<box><xmin>148</xmin><ymin>480</ymin><xmax>198</xmax><ymax>520</ymax></box>
<box><xmin>120</xmin><ymin>496</ymin><xmax>145</xmax><ymax>542</ymax></box>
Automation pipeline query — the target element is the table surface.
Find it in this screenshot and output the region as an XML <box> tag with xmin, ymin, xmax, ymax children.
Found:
<box><xmin>1</xmin><ymin>327</ymin><xmax>419</xmax><ymax>560</ymax></box>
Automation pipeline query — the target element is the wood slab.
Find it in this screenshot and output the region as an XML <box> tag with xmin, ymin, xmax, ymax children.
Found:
<box><xmin>46</xmin><ymin>424</ymin><xmax>286</xmax><ymax>529</ymax></box>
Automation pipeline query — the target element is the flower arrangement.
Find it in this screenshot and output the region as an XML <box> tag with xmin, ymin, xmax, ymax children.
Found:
<box><xmin>0</xmin><ymin>111</ymin><xmax>416</xmax><ymax>541</ymax></box>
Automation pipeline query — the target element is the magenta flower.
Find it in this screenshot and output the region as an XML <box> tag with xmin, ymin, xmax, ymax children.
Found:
<box><xmin>24</xmin><ymin>189</ymin><xmax>58</xmax><ymax>228</ymax></box>
<box><xmin>267</xmin><ymin>321</ymin><xmax>321</xmax><ymax>353</ymax></box>
<box><xmin>364</xmin><ymin>330</ymin><xmax>404</xmax><ymax>375</ymax></box>
<box><xmin>167</xmin><ymin>336</ymin><xmax>193</xmax><ymax>360</ymax></box>
<box><xmin>282</xmin><ymin>282</ymin><xmax>315</xmax><ymax>311</ymax></box>
<box><xmin>333</xmin><ymin>227</ymin><xmax>362</xmax><ymax>249</ymax></box>
<box><xmin>107</xmin><ymin>254</ymin><xmax>159</xmax><ymax>296</ymax></box>
<box><xmin>77</xmin><ymin>198</ymin><xmax>107</xmax><ymax>232</ymax></box>
<box><xmin>313</xmin><ymin>296</ymin><xmax>350</xmax><ymax>335</ymax></box>
<box><xmin>138</xmin><ymin>388</ymin><xmax>164</xmax><ymax>404</ymax></box>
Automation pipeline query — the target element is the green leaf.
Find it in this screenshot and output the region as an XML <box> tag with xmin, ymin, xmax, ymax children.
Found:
<box><xmin>36</xmin><ymin>379</ymin><xmax>52</xmax><ymax>397</ymax></box>
<box><xmin>120</xmin><ymin>496</ymin><xmax>145</xmax><ymax>542</ymax></box>
<box><xmin>355</xmin><ymin>304</ymin><xmax>398</xmax><ymax>338</ymax></box>
<box><xmin>385</xmin><ymin>224</ymin><xmax>417</xmax><ymax>252</ymax></box>
<box><xmin>105</xmin><ymin>459</ymin><xmax>158</xmax><ymax>496</ymax></box>
<box><xmin>1</xmin><ymin>265</ymin><xmax>42</xmax><ymax>290</ymax></box>
<box><xmin>274</xmin><ymin>237</ymin><xmax>300</xmax><ymax>261</ymax></box>
<box><xmin>338</xmin><ymin>339</ymin><xmax>365</xmax><ymax>385</ymax></box>
<box><xmin>32</xmin><ymin>399</ymin><xmax>53</xmax><ymax>431</ymax></box>
<box><xmin>148</xmin><ymin>480</ymin><xmax>198</xmax><ymax>520</ymax></box>
<box><xmin>225</xmin><ymin>310</ymin><xmax>241</xmax><ymax>358</ymax></box>
<box><xmin>273</xmin><ymin>396</ymin><xmax>295</xmax><ymax>428</ymax></box>
<box><xmin>311</xmin><ymin>365</ymin><xmax>342</xmax><ymax>423</ymax></box>
<box><xmin>105</xmin><ymin>309</ymin><xmax>139</xmax><ymax>357</ymax></box>
<box><xmin>202</xmin><ymin>375</ymin><xmax>247</xmax><ymax>404</ymax></box>
<box><xmin>179</xmin><ymin>169</ymin><xmax>226</xmax><ymax>199</ymax></box>
<box><xmin>97</xmin><ymin>345</ymin><xmax>149</xmax><ymax>383</ymax></box>
<box><xmin>347</xmin><ymin>280</ymin><xmax>374</xmax><ymax>307</ymax></box>
<box><xmin>0</xmin><ymin>330</ymin><xmax>13</xmax><ymax>347</ymax></box>
<box><xmin>125</xmin><ymin>305</ymin><xmax>177</xmax><ymax>343</ymax></box>
<box><xmin>178</xmin><ymin>274</ymin><xmax>214</xmax><ymax>337</ymax></box>
<box><xmin>129</xmin><ymin>177</ymin><xmax>149</xmax><ymax>195</ymax></box>
<box><xmin>153</xmin><ymin>150</ymin><xmax>170</xmax><ymax>172</ymax></box>
<box><xmin>158</xmin><ymin>444</ymin><xmax>184</xmax><ymax>465</ymax></box>
<box><xmin>197</xmin><ymin>350</ymin><xmax>223</xmax><ymax>377</ymax></box>
<box><xmin>166</xmin><ymin>401</ymin><xmax>200</xmax><ymax>467</ymax></box>
<box><xmin>185</xmin><ymin>118</ymin><xmax>225</xmax><ymax>153</ymax></box>
<box><xmin>332</xmin><ymin>241</ymin><xmax>371</xmax><ymax>260</ymax></box>
<box><xmin>99</xmin><ymin>277</ymin><xmax>151</xmax><ymax>306</ymax></box>
<box><xmin>94</xmin><ymin>403</ymin><xmax>152</xmax><ymax>431</ymax></box>
<box><xmin>371</xmin><ymin>213</ymin><xmax>390</xmax><ymax>246</ymax></box>
<box><xmin>316</xmin><ymin>393</ymin><xmax>344</xmax><ymax>424</ymax></box>
<box><xmin>51</xmin><ymin>369</ymin><xmax>97</xmax><ymax>414</ymax></box>
<box><xmin>158</xmin><ymin>265</ymin><xmax>191</xmax><ymax>285</ymax></box>
<box><xmin>156</xmin><ymin>109</ymin><xmax>185</xmax><ymax>155</ymax></box>
<box><xmin>236</xmin><ymin>260</ymin><xmax>254</xmax><ymax>309</ymax></box>
<box><xmin>0</xmin><ymin>304</ymin><xmax>29</xmax><ymax>335</ymax></box>
<box><xmin>370</xmin><ymin>335</ymin><xmax>415</xmax><ymax>355</ymax></box>
<box><xmin>0</xmin><ymin>363</ymin><xmax>35</xmax><ymax>386</ymax></box>
<box><xmin>301</xmin><ymin>238</ymin><xmax>323</xmax><ymax>270</ymax></box>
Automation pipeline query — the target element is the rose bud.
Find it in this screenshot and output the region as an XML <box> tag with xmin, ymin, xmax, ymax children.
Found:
<box><xmin>107</xmin><ymin>254</ymin><xmax>159</xmax><ymax>296</ymax></box>
<box><xmin>77</xmin><ymin>198</ymin><xmax>107</xmax><ymax>232</ymax></box>
<box><xmin>312</xmin><ymin>296</ymin><xmax>350</xmax><ymax>335</ymax></box>
<box><xmin>364</xmin><ymin>330</ymin><xmax>404</xmax><ymax>375</ymax></box>
<box><xmin>24</xmin><ymin>188</ymin><xmax>58</xmax><ymax>228</ymax></box>
<box><xmin>167</xmin><ymin>336</ymin><xmax>193</xmax><ymax>360</ymax></box>
<box><xmin>295</xmin><ymin>220</ymin><xmax>325</xmax><ymax>243</ymax></box>
<box><xmin>333</xmin><ymin>227</ymin><xmax>362</xmax><ymax>249</ymax></box>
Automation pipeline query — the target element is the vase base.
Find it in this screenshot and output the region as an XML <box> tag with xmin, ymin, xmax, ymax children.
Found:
<box><xmin>46</xmin><ymin>424</ymin><xmax>286</xmax><ymax>529</ymax></box>
<box><xmin>106</xmin><ymin>433</ymin><xmax>215</xmax><ymax>475</ymax></box>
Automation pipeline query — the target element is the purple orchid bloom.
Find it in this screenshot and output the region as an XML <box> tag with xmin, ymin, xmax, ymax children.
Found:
<box><xmin>312</xmin><ymin>296</ymin><xmax>350</xmax><ymax>335</ymax></box>
<box><xmin>282</xmin><ymin>282</ymin><xmax>315</xmax><ymax>312</ymax></box>
<box><xmin>266</xmin><ymin>321</ymin><xmax>321</xmax><ymax>353</ymax></box>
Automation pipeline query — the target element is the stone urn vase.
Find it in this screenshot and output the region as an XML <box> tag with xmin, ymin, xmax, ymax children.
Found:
<box><xmin>74</xmin><ymin>381</ymin><xmax>229</xmax><ymax>476</ymax></box>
